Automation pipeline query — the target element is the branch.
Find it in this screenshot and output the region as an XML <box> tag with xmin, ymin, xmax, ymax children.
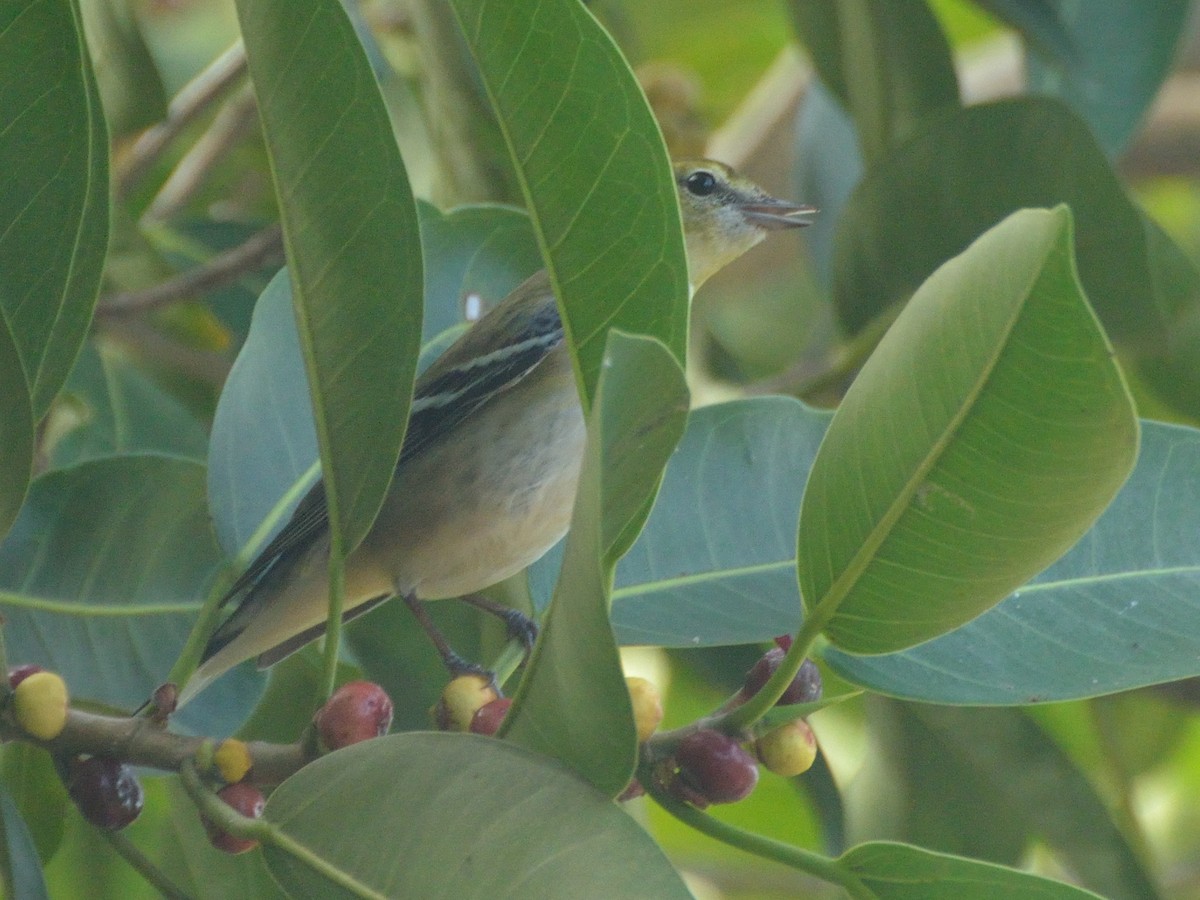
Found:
<box><xmin>116</xmin><ymin>42</ymin><xmax>248</xmax><ymax>203</ymax></box>
<box><xmin>96</xmin><ymin>224</ymin><xmax>284</xmax><ymax>317</ymax></box>
<box><xmin>0</xmin><ymin>703</ymin><xmax>310</xmax><ymax>786</ymax></box>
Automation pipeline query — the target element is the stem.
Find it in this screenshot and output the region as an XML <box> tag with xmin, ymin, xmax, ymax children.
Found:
<box><xmin>97</xmin><ymin>225</ymin><xmax>284</xmax><ymax>317</ymax></box>
<box><xmin>180</xmin><ymin>762</ymin><xmax>386</xmax><ymax>899</ymax></box>
<box><xmin>722</xmin><ymin>613</ymin><xmax>826</xmax><ymax>733</ymax></box>
<box><xmin>101</xmin><ymin>829</ymin><xmax>194</xmax><ymax>900</ymax></box>
<box><xmin>117</xmin><ymin>42</ymin><xmax>248</xmax><ymax>202</ymax></box>
<box><xmin>644</xmin><ymin>775</ymin><xmax>875</xmax><ymax>899</ymax></box>
<box><xmin>317</xmin><ymin>542</ymin><xmax>347</xmax><ymax>707</ymax></box>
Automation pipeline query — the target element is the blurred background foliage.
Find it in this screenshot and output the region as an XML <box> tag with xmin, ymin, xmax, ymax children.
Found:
<box><xmin>14</xmin><ymin>0</ymin><xmax>1200</xmax><ymax>896</ymax></box>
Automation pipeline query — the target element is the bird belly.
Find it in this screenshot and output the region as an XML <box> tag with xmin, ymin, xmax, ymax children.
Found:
<box><xmin>360</xmin><ymin>358</ymin><xmax>586</xmax><ymax>600</ymax></box>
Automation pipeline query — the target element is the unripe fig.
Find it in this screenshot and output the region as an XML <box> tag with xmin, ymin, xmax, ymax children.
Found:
<box><xmin>315</xmin><ymin>681</ymin><xmax>394</xmax><ymax>750</ymax></box>
<box><xmin>672</xmin><ymin>729</ymin><xmax>759</xmax><ymax>807</ymax></box>
<box><xmin>433</xmin><ymin>674</ymin><xmax>498</xmax><ymax>732</ymax></box>
<box><xmin>469</xmin><ymin>697</ymin><xmax>513</xmax><ymax>736</ymax></box>
<box><xmin>213</xmin><ymin>739</ymin><xmax>253</xmax><ymax>783</ymax></box>
<box><xmin>13</xmin><ymin>671</ymin><xmax>69</xmax><ymax>740</ymax></box>
<box><xmin>743</xmin><ymin>649</ymin><xmax>822</xmax><ymax>706</ymax></box>
<box><xmin>206</xmin><ymin>782</ymin><xmax>266</xmax><ymax>855</ymax></box>
<box><xmin>68</xmin><ymin>756</ymin><xmax>143</xmax><ymax>831</ymax></box>
<box><xmin>755</xmin><ymin>719</ymin><xmax>818</xmax><ymax>777</ymax></box>
<box><xmin>625</xmin><ymin>677</ymin><xmax>664</xmax><ymax>742</ymax></box>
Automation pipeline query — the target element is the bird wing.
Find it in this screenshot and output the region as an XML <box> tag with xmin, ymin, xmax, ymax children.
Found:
<box><xmin>209</xmin><ymin>271</ymin><xmax>564</xmax><ymax>618</ymax></box>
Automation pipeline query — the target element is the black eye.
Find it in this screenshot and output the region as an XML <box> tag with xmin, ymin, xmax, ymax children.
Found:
<box><xmin>685</xmin><ymin>170</ymin><xmax>717</xmax><ymax>197</ymax></box>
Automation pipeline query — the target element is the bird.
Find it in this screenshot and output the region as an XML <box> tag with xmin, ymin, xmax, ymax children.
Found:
<box><xmin>178</xmin><ymin>160</ymin><xmax>814</xmax><ymax>705</ymax></box>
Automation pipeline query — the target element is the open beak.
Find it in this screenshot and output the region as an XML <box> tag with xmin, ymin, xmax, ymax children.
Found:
<box><xmin>738</xmin><ymin>199</ymin><xmax>818</xmax><ymax>229</ymax></box>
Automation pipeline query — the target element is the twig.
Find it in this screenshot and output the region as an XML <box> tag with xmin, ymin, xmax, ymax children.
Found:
<box><xmin>117</xmin><ymin>42</ymin><xmax>248</xmax><ymax>202</ymax></box>
<box><xmin>144</xmin><ymin>86</ymin><xmax>261</xmax><ymax>222</ymax></box>
<box><xmin>1</xmin><ymin>706</ymin><xmax>311</xmax><ymax>786</ymax></box>
<box><xmin>97</xmin><ymin>224</ymin><xmax>284</xmax><ymax>317</ymax></box>
<box><xmin>101</xmin><ymin>829</ymin><xmax>195</xmax><ymax>900</ymax></box>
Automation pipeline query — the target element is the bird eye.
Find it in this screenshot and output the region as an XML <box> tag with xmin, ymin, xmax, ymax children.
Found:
<box><xmin>685</xmin><ymin>170</ymin><xmax>717</xmax><ymax>197</ymax></box>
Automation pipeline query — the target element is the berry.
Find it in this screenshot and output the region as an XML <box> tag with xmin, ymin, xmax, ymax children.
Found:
<box><xmin>433</xmin><ymin>674</ymin><xmax>498</xmax><ymax>732</ymax></box>
<box><xmin>314</xmin><ymin>681</ymin><xmax>394</xmax><ymax>750</ymax></box>
<box><xmin>13</xmin><ymin>671</ymin><xmax>69</xmax><ymax>740</ymax></box>
<box><xmin>672</xmin><ymin>729</ymin><xmax>759</xmax><ymax>807</ymax></box>
<box><xmin>743</xmin><ymin>649</ymin><xmax>822</xmax><ymax>706</ymax></box>
<box><xmin>213</xmin><ymin>739</ymin><xmax>253</xmax><ymax>783</ymax></box>
<box><xmin>68</xmin><ymin>756</ymin><xmax>143</xmax><ymax>831</ymax></box>
<box><xmin>469</xmin><ymin>697</ymin><xmax>513</xmax><ymax>736</ymax></box>
<box><xmin>617</xmin><ymin>779</ymin><xmax>646</xmax><ymax>802</ymax></box>
<box><xmin>8</xmin><ymin>664</ymin><xmax>44</xmax><ymax>689</ymax></box>
<box><xmin>625</xmin><ymin>677</ymin><xmax>664</xmax><ymax>742</ymax></box>
<box><xmin>755</xmin><ymin>719</ymin><xmax>818</xmax><ymax>777</ymax></box>
<box><xmin>206</xmin><ymin>783</ymin><xmax>266</xmax><ymax>855</ymax></box>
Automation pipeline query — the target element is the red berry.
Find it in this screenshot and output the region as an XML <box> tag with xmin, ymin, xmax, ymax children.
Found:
<box><xmin>469</xmin><ymin>697</ymin><xmax>513</xmax><ymax>736</ymax></box>
<box><xmin>67</xmin><ymin>756</ymin><xmax>144</xmax><ymax>831</ymax></box>
<box><xmin>774</xmin><ymin>635</ymin><xmax>793</xmax><ymax>652</ymax></box>
<box><xmin>8</xmin><ymin>664</ymin><xmax>44</xmax><ymax>689</ymax></box>
<box><xmin>314</xmin><ymin>681</ymin><xmax>394</xmax><ymax>750</ymax></box>
<box><xmin>207</xmin><ymin>782</ymin><xmax>265</xmax><ymax>855</ymax></box>
<box><xmin>743</xmin><ymin>649</ymin><xmax>822</xmax><ymax>705</ymax></box>
<box><xmin>672</xmin><ymin>729</ymin><xmax>759</xmax><ymax>807</ymax></box>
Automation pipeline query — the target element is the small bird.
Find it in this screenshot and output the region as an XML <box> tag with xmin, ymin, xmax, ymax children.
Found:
<box><xmin>179</xmin><ymin>161</ymin><xmax>813</xmax><ymax>705</ymax></box>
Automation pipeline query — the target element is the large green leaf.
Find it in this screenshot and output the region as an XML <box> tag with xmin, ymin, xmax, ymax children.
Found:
<box><xmin>446</xmin><ymin>0</ymin><xmax>689</xmax><ymax>408</ymax></box>
<box><xmin>800</xmin><ymin>206</ymin><xmax>1137</xmax><ymax>654</ymax></box>
<box><xmin>0</xmin><ymin>455</ymin><xmax>263</xmax><ymax>735</ymax></box>
<box><xmin>0</xmin><ymin>0</ymin><xmax>109</xmax><ymax>415</ymax></box>
<box><xmin>528</xmin><ymin>398</ymin><xmax>829</xmax><ymax>646</ymax></box>
<box><xmin>236</xmin><ymin>0</ymin><xmax>423</xmax><ymax>552</ymax></box>
<box><xmin>789</xmin><ymin>0</ymin><xmax>959</xmax><ymax>163</ymax></box>
<box><xmin>505</xmin><ymin>333</ymin><xmax>688</xmax><ymax>795</ymax></box>
<box><xmin>0</xmin><ymin>787</ymin><xmax>47</xmax><ymax>900</ymax></box>
<box><xmin>0</xmin><ymin>310</ymin><xmax>32</xmax><ymax>543</ymax></box>
<box><xmin>263</xmin><ymin>733</ymin><xmax>691</xmax><ymax>898</ymax></box>
<box><xmin>832</xmin><ymin>98</ymin><xmax>1190</xmax><ymax>342</ymax></box>
<box><xmin>0</xmin><ymin>744</ymin><xmax>66</xmax><ymax>864</ymax></box>
<box><xmin>827</xmin><ymin>419</ymin><xmax>1200</xmax><ymax>703</ymax></box>
<box><xmin>850</xmin><ymin>701</ymin><xmax>1157</xmax><ymax>899</ymax></box>
<box><xmin>840</xmin><ymin>841</ymin><xmax>1102</xmax><ymax>899</ymax></box>
<box><xmin>49</xmin><ymin>340</ymin><xmax>207</xmax><ymax>469</ymax></box>
<box><xmin>1025</xmin><ymin>0</ymin><xmax>1190</xmax><ymax>156</ymax></box>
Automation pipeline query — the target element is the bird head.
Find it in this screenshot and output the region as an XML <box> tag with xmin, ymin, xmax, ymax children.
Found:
<box><xmin>673</xmin><ymin>160</ymin><xmax>815</xmax><ymax>290</ymax></box>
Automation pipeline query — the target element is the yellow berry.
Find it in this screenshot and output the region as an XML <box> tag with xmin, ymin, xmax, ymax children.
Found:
<box><xmin>434</xmin><ymin>675</ymin><xmax>498</xmax><ymax>732</ymax></box>
<box><xmin>755</xmin><ymin>719</ymin><xmax>817</xmax><ymax>777</ymax></box>
<box><xmin>13</xmin><ymin>671</ymin><xmax>69</xmax><ymax>740</ymax></box>
<box><xmin>625</xmin><ymin>677</ymin><xmax>663</xmax><ymax>742</ymax></box>
<box><xmin>213</xmin><ymin>739</ymin><xmax>253</xmax><ymax>784</ymax></box>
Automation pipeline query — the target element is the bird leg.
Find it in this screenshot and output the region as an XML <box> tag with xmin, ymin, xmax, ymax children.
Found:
<box><xmin>459</xmin><ymin>594</ymin><xmax>539</xmax><ymax>657</ymax></box>
<box><xmin>401</xmin><ymin>593</ymin><xmax>492</xmax><ymax>681</ymax></box>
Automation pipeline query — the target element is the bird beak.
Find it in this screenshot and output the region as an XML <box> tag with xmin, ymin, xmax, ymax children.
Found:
<box><xmin>738</xmin><ymin>199</ymin><xmax>818</xmax><ymax>229</ymax></box>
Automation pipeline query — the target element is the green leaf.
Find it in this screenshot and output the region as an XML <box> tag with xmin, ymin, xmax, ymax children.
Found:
<box><xmin>832</xmin><ymin>98</ymin><xmax>1186</xmax><ymax>342</ymax></box>
<box><xmin>446</xmin><ymin>0</ymin><xmax>689</xmax><ymax>408</ymax></box>
<box><xmin>236</xmin><ymin>0</ymin><xmax>423</xmax><ymax>552</ymax></box>
<box><xmin>800</xmin><ymin>206</ymin><xmax>1137</xmax><ymax>654</ymax></box>
<box><xmin>607</xmin><ymin>397</ymin><xmax>829</xmax><ymax>647</ymax></box>
<box><xmin>505</xmin><ymin>333</ymin><xmax>688</xmax><ymax>795</ymax></box>
<box><xmin>0</xmin><ymin>744</ymin><xmax>67</xmax><ymax>863</ymax></box>
<box><xmin>826</xmin><ymin>419</ymin><xmax>1200</xmax><ymax>703</ymax></box>
<box><xmin>899</xmin><ymin>705</ymin><xmax>1158</xmax><ymax>900</ymax></box>
<box><xmin>263</xmin><ymin>733</ymin><xmax>691</xmax><ymax>898</ymax></box>
<box><xmin>0</xmin><ymin>787</ymin><xmax>48</xmax><ymax>900</ymax></box>
<box><xmin>48</xmin><ymin>341</ymin><xmax>208</xmax><ymax>469</ymax></box>
<box><xmin>0</xmin><ymin>310</ymin><xmax>32</xmax><ymax>543</ymax></box>
<box><xmin>1025</xmin><ymin>0</ymin><xmax>1190</xmax><ymax>156</ymax></box>
<box><xmin>79</xmin><ymin>0</ymin><xmax>167</xmax><ymax>137</ymax></box>
<box><xmin>841</xmin><ymin>841</ymin><xmax>1102</xmax><ymax>898</ymax></box>
<box><xmin>971</xmin><ymin>0</ymin><xmax>1075</xmax><ymax>61</ymax></box>
<box><xmin>0</xmin><ymin>455</ymin><xmax>263</xmax><ymax>735</ymax></box>
<box><xmin>0</xmin><ymin>0</ymin><xmax>109</xmax><ymax>415</ymax></box>
<box><xmin>789</xmin><ymin>0</ymin><xmax>959</xmax><ymax>163</ymax></box>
